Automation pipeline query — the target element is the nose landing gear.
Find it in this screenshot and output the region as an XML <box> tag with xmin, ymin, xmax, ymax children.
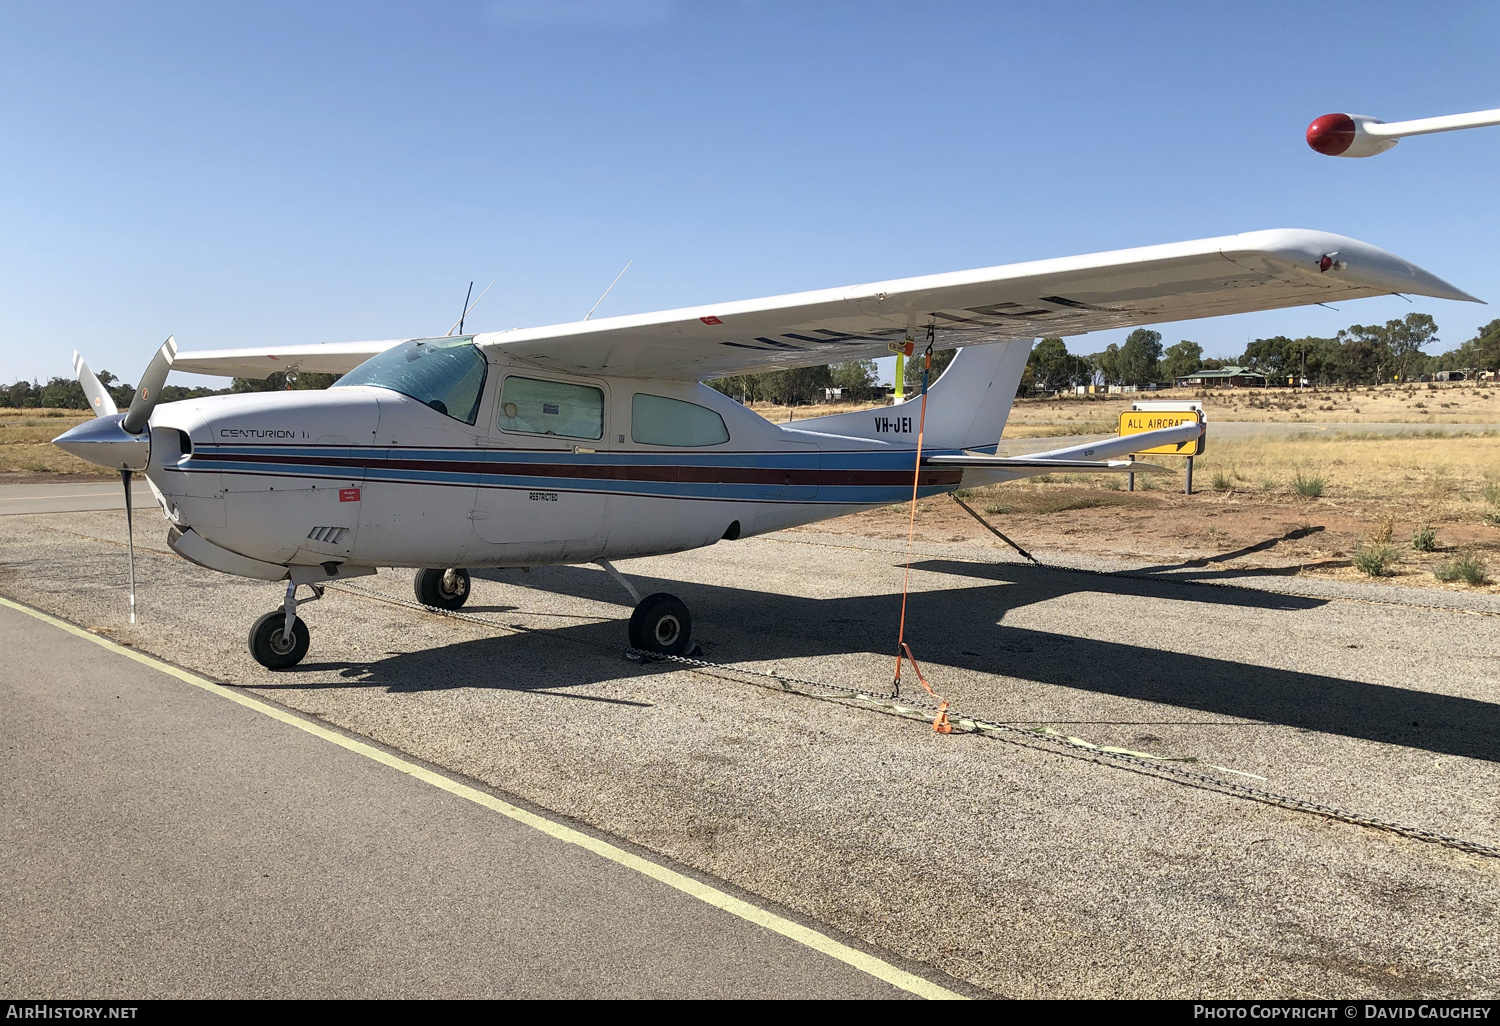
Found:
<box><xmin>249</xmin><ymin>610</ymin><xmax>309</xmax><ymax>669</ymax></box>
<box><xmin>249</xmin><ymin>580</ymin><xmax>322</xmax><ymax>670</ymax></box>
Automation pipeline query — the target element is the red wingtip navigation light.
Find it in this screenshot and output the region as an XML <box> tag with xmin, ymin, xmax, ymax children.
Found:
<box><xmin>1306</xmin><ymin>113</ymin><xmax>1357</xmax><ymax>156</ymax></box>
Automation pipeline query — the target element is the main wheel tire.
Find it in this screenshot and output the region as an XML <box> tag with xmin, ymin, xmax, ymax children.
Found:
<box><xmin>249</xmin><ymin>611</ymin><xmax>310</xmax><ymax>670</ymax></box>
<box><xmin>628</xmin><ymin>592</ymin><xmax>692</xmax><ymax>656</ymax></box>
<box><xmin>414</xmin><ymin>567</ymin><xmax>470</xmax><ymax>610</ymax></box>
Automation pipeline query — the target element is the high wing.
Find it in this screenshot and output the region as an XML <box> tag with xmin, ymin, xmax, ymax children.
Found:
<box><xmin>174</xmin><ymin>339</ymin><xmax>406</xmax><ymax>378</ymax></box>
<box><xmin>174</xmin><ymin>228</ymin><xmax>1479</xmax><ymax>381</ymax></box>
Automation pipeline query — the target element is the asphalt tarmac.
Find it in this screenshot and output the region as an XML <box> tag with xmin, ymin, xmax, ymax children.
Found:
<box><xmin>0</xmin><ymin>478</ymin><xmax>151</xmax><ymax>516</ymax></box>
<box><xmin>1</xmin><ymin>502</ymin><xmax>1497</xmax><ymax>998</ymax></box>
<box><xmin>0</xmin><ymin>600</ymin><xmax>944</xmax><ymax>999</ymax></box>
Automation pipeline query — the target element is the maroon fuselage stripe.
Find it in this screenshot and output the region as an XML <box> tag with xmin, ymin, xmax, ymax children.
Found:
<box><xmin>191</xmin><ymin>451</ymin><xmax>963</xmax><ymax>489</ymax></box>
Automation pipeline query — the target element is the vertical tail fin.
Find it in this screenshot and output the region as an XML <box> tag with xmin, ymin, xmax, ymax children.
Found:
<box><xmin>789</xmin><ymin>340</ymin><xmax>1033</xmax><ymax>452</ymax></box>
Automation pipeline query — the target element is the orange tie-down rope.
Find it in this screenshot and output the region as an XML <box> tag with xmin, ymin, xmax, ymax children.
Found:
<box><xmin>892</xmin><ymin>336</ymin><xmax>953</xmax><ymax>734</ymax></box>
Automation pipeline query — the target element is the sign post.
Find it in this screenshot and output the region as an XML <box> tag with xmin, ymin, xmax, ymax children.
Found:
<box><xmin>1118</xmin><ymin>401</ymin><xmax>1205</xmax><ymax>495</ymax></box>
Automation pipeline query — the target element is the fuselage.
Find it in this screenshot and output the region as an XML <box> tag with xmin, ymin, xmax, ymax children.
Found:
<box><xmin>140</xmin><ymin>341</ymin><xmax>968</xmax><ymax>576</ymax></box>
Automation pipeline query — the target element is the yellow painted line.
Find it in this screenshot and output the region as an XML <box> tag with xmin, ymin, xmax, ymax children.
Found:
<box><xmin>0</xmin><ymin>491</ymin><xmax>129</xmax><ymax>501</ymax></box>
<box><xmin>0</xmin><ymin>594</ymin><xmax>964</xmax><ymax>1001</ymax></box>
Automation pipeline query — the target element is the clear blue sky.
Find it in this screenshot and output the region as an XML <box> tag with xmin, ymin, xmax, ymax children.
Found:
<box><xmin>2</xmin><ymin>0</ymin><xmax>1497</xmax><ymax>387</ymax></box>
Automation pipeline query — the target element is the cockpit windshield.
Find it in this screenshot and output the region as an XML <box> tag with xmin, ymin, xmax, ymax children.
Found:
<box><xmin>333</xmin><ymin>337</ymin><xmax>488</xmax><ymax>424</ymax></box>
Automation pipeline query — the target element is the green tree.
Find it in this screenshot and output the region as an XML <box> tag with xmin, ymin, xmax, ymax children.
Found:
<box><xmin>1241</xmin><ymin>336</ymin><xmax>1296</xmax><ymax>379</ymax></box>
<box><xmin>1330</xmin><ymin>325</ymin><xmax>1392</xmax><ymax>384</ymax></box>
<box><xmin>1092</xmin><ymin>343</ymin><xmax>1121</xmax><ymax>385</ymax></box>
<box><xmin>1028</xmin><ymin>336</ymin><xmax>1069</xmax><ymax>386</ymax></box>
<box><xmin>754</xmin><ymin>365</ymin><xmax>834</xmax><ymax>404</ymax></box>
<box><xmin>1</xmin><ymin>380</ymin><xmax>40</xmax><ymax>407</ymax></box>
<box><xmin>1302</xmin><ymin>337</ymin><xmax>1339</xmax><ymax>384</ymax></box>
<box><xmin>1160</xmin><ymin>340</ymin><xmax>1203</xmax><ymax>383</ymax></box>
<box><xmin>1385</xmin><ymin>312</ymin><xmax>1438</xmax><ymax>382</ymax></box>
<box><xmin>1473</xmin><ymin>319</ymin><xmax>1500</xmax><ymax>372</ymax></box>
<box><xmin>231</xmin><ymin>371</ymin><xmax>341</xmax><ymax>393</ymax></box>
<box><xmin>1435</xmin><ymin>318</ymin><xmax>1500</xmax><ymax>374</ymax></box>
<box><xmin>829</xmin><ymin>360</ymin><xmax>877</xmax><ymax>390</ymax></box>
<box><xmin>40</xmin><ymin>376</ymin><xmax>88</xmax><ymax>408</ymax></box>
<box><xmin>903</xmin><ymin>348</ymin><xmax>956</xmax><ymax>389</ymax></box>
<box><xmin>1026</xmin><ymin>336</ymin><xmax>1093</xmax><ymax>391</ymax></box>
<box><xmin>1118</xmin><ymin>328</ymin><xmax>1163</xmax><ymax>385</ymax></box>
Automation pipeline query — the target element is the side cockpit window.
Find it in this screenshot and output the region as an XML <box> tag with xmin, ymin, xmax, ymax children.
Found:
<box><xmin>631</xmin><ymin>394</ymin><xmax>730</xmax><ymax>447</ymax></box>
<box><xmin>498</xmin><ymin>376</ymin><xmax>605</xmax><ymax>440</ymax></box>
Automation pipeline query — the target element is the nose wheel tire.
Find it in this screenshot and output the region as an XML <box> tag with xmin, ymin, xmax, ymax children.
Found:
<box><xmin>249</xmin><ymin>611</ymin><xmax>310</xmax><ymax>670</ymax></box>
<box><xmin>628</xmin><ymin>592</ymin><xmax>692</xmax><ymax>656</ymax></box>
<box><xmin>415</xmin><ymin>567</ymin><xmax>471</xmax><ymax>610</ymax></box>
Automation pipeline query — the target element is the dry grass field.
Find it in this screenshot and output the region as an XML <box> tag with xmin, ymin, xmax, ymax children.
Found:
<box><xmin>749</xmin><ymin>380</ymin><xmax>1500</xmax><ymax>433</ymax></box>
<box><xmin>0</xmin><ymin>410</ymin><xmax>98</xmax><ymax>475</ymax></box>
<box><xmin>808</xmin><ymin>433</ymin><xmax>1500</xmax><ymax>595</ymax></box>
<box><xmin>1005</xmin><ymin>380</ymin><xmax>1500</xmax><ymax>428</ymax></box>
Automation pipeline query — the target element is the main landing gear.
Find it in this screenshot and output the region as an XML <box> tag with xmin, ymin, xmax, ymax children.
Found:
<box><xmin>414</xmin><ymin>561</ymin><xmax>694</xmax><ymax>655</ymax></box>
<box><xmin>597</xmin><ymin>559</ymin><xmax>695</xmax><ymax>657</ymax></box>
<box><xmin>628</xmin><ymin>592</ymin><xmax>692</xmax><ymax>656</ymax></box>
<box><xmin>414</xmin><ymin>567</ymin><xmax>471</xmax><ymax>610</ymax></box>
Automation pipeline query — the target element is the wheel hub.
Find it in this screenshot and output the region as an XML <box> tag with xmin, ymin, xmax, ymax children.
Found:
<box><xmin>654</xmin><ymin>615</ymin><xmax>680</xmax><ymax>647</ymax></box>
<box><xmin>268</xmin><ymin>626</ymin><xmax>297</xmax><ymax>655</ymax></box>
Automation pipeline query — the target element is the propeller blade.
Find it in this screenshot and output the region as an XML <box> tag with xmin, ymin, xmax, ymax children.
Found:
<box><xmin>122</xmin><ymin>469</ymin><xmax>137</xmax><ymax>624</ymax></box>
<box><xmin>72</xmin><ymin>351</ymin><xmax>118</xmax><ymax>418</ymax></box>
<box><xmin>122</xmin><ymin>335</ymin><xmax>177</xmax><ymax>435</ymax></box>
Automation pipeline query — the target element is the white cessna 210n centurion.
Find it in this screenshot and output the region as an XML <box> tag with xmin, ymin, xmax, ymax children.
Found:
<box><xmin>54</xmin><ymin>228</ymin><xmax>1477</xmax><ymax>669</ymax></box>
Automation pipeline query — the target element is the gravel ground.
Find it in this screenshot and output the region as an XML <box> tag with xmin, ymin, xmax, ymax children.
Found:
<box><xmin>1</xmin><ymin>509</ymin><xmax>1497</xmax><ymax>998</ymax></box>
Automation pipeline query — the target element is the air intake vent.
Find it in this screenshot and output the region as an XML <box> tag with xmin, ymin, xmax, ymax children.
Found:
<box><xmin>307</xmin><ymin>526</ymin><xmax>349</xmax><ymax>545</ymax></box>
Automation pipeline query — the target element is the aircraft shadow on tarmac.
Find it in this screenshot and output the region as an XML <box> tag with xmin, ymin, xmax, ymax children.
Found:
<box><xmin>270</xmin><ymin>557</ymin><xmax>1499</xmax><ymax>764</ymax></box>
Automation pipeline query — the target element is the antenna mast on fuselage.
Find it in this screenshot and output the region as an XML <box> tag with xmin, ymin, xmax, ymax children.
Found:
<box><xmin>447</xmin><ymin>280</ymin><xmax>494</xmax><ymax>336</ymax></box>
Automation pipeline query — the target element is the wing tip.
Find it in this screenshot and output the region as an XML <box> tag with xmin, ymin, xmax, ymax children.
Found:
<box><xmin>1238</xmin><ymin>228</ymin><xmax>1482</xmax><ymax>306</ymax></box>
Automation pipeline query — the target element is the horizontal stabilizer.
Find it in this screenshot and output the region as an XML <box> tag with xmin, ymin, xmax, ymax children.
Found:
<box><xmin>1024</xmin><ymin>420</ymin><xmax>1204</xmax><ymax>463</ymax></box>
<box><xmin>925</xmin><ymin>455</ymin><xmax>1169</xmax><ymax>473</ymax></box>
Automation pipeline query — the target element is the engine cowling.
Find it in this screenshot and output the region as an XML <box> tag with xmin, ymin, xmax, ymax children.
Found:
<box><xmin>1306</xmin><ymin>113</ymin><xmax>1399</xmax><ymax>158</ymax></box>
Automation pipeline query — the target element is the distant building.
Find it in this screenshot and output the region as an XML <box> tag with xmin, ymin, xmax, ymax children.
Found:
<box><xmin>1434</xmin><ymin>371</ymin><xmax>1466</xmax><ymax>382</ymax></box>
<box><xmin>1175</xmin><ymin>366</ymin><xmax>1267</xmax><ymax>388</ymax></box>
<box><xmin>823</xmin><ymin>386</ymin><xmax>891</xmax><ymax>402</ymax></box>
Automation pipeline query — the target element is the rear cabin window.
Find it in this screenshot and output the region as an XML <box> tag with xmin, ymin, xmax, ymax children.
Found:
<box><xmin>498</xmin><ymin>376</ymin><xmax>604</xmax><ymax>440</ymax></box>
<box><xmin>631</xmin><ymin>393</ymin><xmax>730</xmax><ymax>447</ymax></box>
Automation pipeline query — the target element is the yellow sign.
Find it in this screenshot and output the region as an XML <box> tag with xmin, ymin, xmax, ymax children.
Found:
<box><xmin>1118</xmin><ymin>411</ymin><xmax>1205</xmax><ymax>456</ymax></box>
